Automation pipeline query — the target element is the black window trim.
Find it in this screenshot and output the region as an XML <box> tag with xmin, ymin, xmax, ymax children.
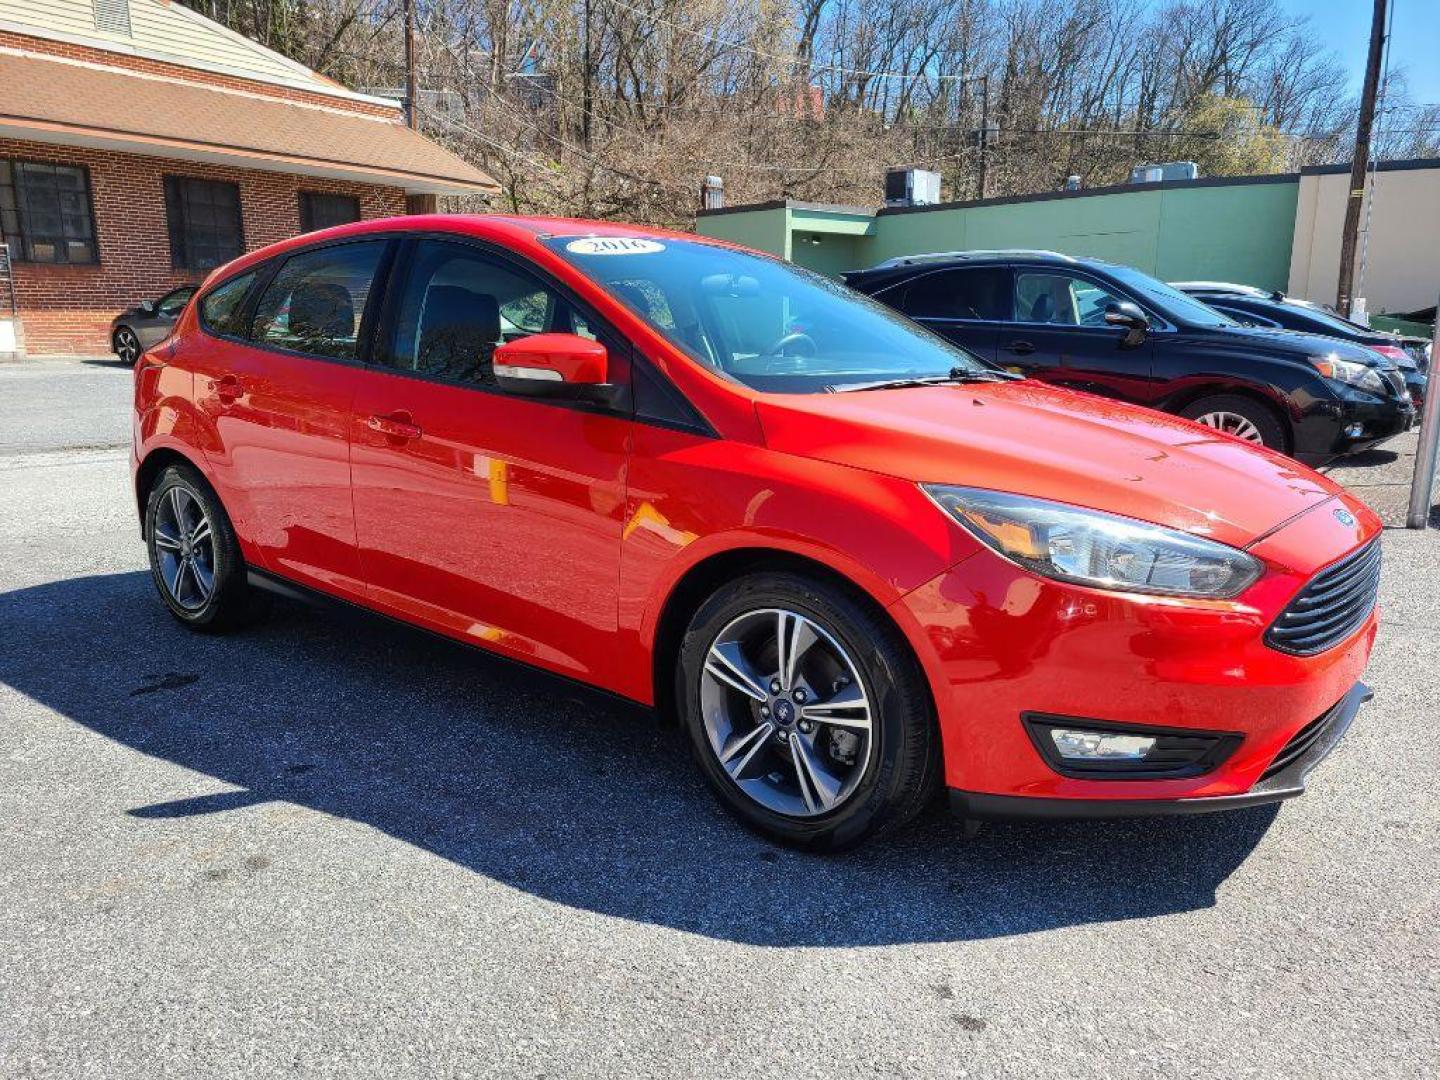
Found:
<box><xmin>163</xmin><ymin>173</ymin><xmax>245</xmax><ymax>273</ymax></box>
<box><xmin>0</xmin><ymin>157</ymin><xmax>101</xmax><ymax>265</ymax></box>
<box><xmin>189</xmin><ymin>229</ymin><xmax>717</xmax><ymax>437</ymax></box>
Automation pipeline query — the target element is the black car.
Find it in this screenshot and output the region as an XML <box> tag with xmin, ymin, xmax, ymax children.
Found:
<box><xmin>1173</xmin><ymin>281</ymin><xmax>1428</xmax><ymax>408</ymax></box>
<box><xmin>844</xmin><ymin>251</ymin><xmax>1414</xmax><ymax>462</ymax></box>
<box><xmin>110</xmin><ymin>285</ymin><xmax>197</xmax><ymax>364</ymax></box>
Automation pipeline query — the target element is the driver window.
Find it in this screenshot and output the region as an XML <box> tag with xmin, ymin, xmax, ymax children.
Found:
<box><xmin>382</xmin><ymin>240</ymin><xmax>569</xmax><ymax>385</ymax></box>
<box><xmin>1015</xmin><ymin>271</ymin><xmax>1124</xmax><ymax>326</ymax></box>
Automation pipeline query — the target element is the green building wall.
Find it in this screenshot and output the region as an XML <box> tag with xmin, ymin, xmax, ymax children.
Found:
<box><xmin>696</xmin><ymin>176</ymin><xmax>1300</xmax><ymax>291</ymax></box>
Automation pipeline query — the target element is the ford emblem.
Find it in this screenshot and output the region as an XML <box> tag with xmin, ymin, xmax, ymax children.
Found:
<box><xmin>1334</xmin><ymin>508</ymin><xmax>1357</xmax><ymax>528</ymax></box>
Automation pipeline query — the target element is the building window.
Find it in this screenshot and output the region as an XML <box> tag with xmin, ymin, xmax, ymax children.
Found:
<box><xmin>0</xmin><ymin>161</ymin><xmax>99</xmax><ymax>265</ymax></box>
<box><xmin>299</xmin><ymin>192</ymin><xmax>361</xmax><ymax>233</ymax></box>
<box><xmin>163</xmin><ymin>176</ymin><xmax>243</xmax><ymax>271</ymax></box>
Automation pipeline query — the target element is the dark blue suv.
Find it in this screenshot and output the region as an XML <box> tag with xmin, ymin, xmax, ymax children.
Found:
<box><xmin>844</xmin><ymin>251</ymin><xmax>1415</xmax><ymax>463</ymax></box>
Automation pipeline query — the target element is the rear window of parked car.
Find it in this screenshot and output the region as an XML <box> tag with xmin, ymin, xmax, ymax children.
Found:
<box><xmin>902</xmin><ymin>268</ymin><xmax>1009</xmax><ymax>321</ymax></box>
<box><xmin>248</xmin><ymin>241</ymin><xmax>387</xmax><ymax>361</ymax></box>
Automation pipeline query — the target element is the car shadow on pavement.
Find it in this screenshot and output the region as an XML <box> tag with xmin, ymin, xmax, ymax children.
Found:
<box><xmin>0</xmin><ymin>571</ymin><xmax>1279</xmax><ymax>947</ymax></box>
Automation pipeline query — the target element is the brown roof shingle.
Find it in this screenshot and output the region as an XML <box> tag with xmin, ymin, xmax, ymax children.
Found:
<box><xmin>0</xmin><ymin>49</ymin><xmax>498</xmax><ymax>194</ymax></box>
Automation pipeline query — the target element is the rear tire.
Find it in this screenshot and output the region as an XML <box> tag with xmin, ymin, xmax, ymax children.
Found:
<box><xmin>144</xmin><ymin>464</ymin><xmax>268</xmax><ymax>632</ymax></box>
<box><xmin>677</xmin><ymin>571</ymin><xmax>940</xmax><ymax>851</ymax></box>
<box><xmin>1179</xmin><ymin>394</ymin><xmax>1287</xmax><ymax>451</ymax></box>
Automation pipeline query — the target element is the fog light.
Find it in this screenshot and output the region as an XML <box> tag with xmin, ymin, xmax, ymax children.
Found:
<box><xmin>1050</xmin><ymin>729</ymin><xmax>1156</xmax><ymax>761</ymax></box>
<box><xmin>1344</xmin><ymin>422</ymin><xmax>1365</xmax><ymax>438</ymax></box>
<box><xmin>1024</xmin><ymin>714</ymin><xmax>1243</xmax><ymax>779</ymax></box>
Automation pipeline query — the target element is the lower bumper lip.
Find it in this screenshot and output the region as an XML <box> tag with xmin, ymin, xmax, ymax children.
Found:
<box><xmin>948</xmin><ymin>680</ymin><xmax>1371</xmax><ymax>820</ymax></box>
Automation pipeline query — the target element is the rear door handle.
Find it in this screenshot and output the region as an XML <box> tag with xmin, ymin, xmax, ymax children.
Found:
<box><xmin>367</xmin><ymin>413</ymin><xmax>423</xmax><ymax>441</ymax></box>
<box><xmin>1004</xmin><ymin>340</ymin><xmax>1036</xmax><ymax>356</ymax></box>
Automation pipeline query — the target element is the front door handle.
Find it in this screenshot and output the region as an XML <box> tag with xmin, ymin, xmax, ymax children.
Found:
<box><xmin>367</xmin><ymin>412</ymin><xmax>422</xmax><ymax>441</ymax></box>
<box><xmin>1004</xmin><ymin>340</ymin><xmax>1036</xmax><ymax>356</ymax></box>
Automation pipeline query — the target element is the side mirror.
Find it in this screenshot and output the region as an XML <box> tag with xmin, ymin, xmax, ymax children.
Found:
<box><xmin>1104</xmin><ymin>301</ymin><xmax>1150</xmax><ymax>347</ymax></box>
<box><xmin>493</xmin><ymin>333</ymin><xmax>618</xmax><ymax>403</ymax></box>
<box><xmin>138</xmin><ymin>300</ymin><xmax>157</xmax><ymax>315</ymax></box>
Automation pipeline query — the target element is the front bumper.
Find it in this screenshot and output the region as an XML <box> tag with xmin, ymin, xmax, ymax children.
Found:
<box><xmin>894</xmin><ymin>494</ymin><xmax>1380</xmax><ymax>811</ymax></box>
<box><xmin>1293</xmin><ymin>393</ymin><xmax>1415</xmax><ymax>461</ymax></box>
<box><xmin>949</xmin><ymin>681</ymin><xmax>1369</xmax><ymax>819</ymax></box>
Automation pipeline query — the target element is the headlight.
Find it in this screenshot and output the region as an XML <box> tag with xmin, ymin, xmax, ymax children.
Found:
<box><xmin>923</xmin><ymin>486</ymin><xmax>1264</xmax><ymax>598</ymax></box>
<box><xmin>1311</xmin><ymin>354</ymin><xmax>1386</xmax><ymax>394</ymax></box>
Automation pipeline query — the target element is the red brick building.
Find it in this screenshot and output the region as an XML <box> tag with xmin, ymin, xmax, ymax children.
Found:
<box><xmin>0</xmin><ymin>0</ymin><xmax>496</xmax><ymax>356</ymax></box>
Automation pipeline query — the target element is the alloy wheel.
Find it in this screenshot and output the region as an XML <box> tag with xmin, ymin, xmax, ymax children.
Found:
<box><xmin>1194</xmin><ymin>410</ymin><xmax>1264</xmax><ymax>443</ymax></box>
<box><xmin>151</xmin><ymin>485</ymin><xmax>216</xmax><ymax>611</ymax></box>
<box><xmin>699</xmin><ymin>607</ymin><xmax>874</xmax><ymax>817</ymax></box>
<box><xmin>115</xmin><ymin>329</ymin><xmax>140</xmax><ymax>365</ymax></box>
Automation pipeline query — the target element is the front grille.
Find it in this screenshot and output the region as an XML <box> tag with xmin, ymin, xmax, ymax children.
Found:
<box><xmin>1265</xmin><ymin>539</ymin><xmax>1381</xmax><ymax>656</ymax></box>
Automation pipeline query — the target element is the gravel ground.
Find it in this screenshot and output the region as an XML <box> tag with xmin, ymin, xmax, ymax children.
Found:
<box><xmin>1</xmin><ymin>359</ymin><xmax>1437</xmax><ymax>1079</ymax></box>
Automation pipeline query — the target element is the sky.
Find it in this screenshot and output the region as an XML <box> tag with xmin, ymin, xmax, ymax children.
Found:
<box><xmin>1281</xmin><ymin>0</ymin><xmax>1440</xmax><ymax>103</ymax></box>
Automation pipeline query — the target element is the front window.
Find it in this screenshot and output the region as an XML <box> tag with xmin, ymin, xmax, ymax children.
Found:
<box><xmin>1014</xmin><ymin>271</ymin><xmax>1128</xmax><ymax>326</ymax></box>
<box><xmin>544</xmin><ymin>236</ymin><xmax>990</xmax><ymax>393</ymax></box>
<box><xmin>1104</xmin><ymin>265</ymin><xmax>1239</xmax><ymax>328</ymax></box>
<box><xmin>0</xmin><ymin>160</ymin><xmax>98</xmax><ymax>264</ymax></box>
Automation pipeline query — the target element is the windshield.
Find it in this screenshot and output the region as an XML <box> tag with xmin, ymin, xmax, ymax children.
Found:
<box><xmin>543</xmin><ymin>236</ymin><xmax>991</xmax><ymax>392</ymax></box>
<box><xmin>1105</xmin><ymin>266</ymin><xmax>1240</xmax><ymax>329</ymax></box>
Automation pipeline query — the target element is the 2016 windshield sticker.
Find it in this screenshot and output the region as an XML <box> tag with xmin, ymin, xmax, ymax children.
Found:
<box><xmin>565</xmin><ymin>237</ymin><xmax>665</xmax><ymax>256</ymax></box>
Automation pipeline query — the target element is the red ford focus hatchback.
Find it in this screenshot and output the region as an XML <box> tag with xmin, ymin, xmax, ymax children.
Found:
<box><xmin>132</xmin><ymin>215</ymin><xmax>1379</xmax><ymax>849</ymax></box>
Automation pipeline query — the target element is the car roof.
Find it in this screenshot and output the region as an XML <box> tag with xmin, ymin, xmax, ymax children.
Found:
<box><xmin>198</xmin><ymin>213</ymin><xmax>752</xmax><ymax>288</ymax></box>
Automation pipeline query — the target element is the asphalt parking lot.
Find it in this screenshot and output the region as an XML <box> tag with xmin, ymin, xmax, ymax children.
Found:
<box><xmin>1</xmin><ymin>358</ymin><xmax>1437</xmax><ymax>1079</ymax></box>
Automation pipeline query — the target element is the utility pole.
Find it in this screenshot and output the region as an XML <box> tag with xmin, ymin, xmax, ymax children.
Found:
<box><xmin>581</xmin><ymin>0</ymin><xmax>593</xmax><ymax>150</ymax></box>
<box><xmin>403</xmin><ymin>0</ymin><xmax>419</xmax><ymax>131</ymax></box>
<box><xmin>977</xmin><ymin>74</ymin><xmax>990</xmax><ymax>201</ymax></box>
<box><xmin>1336</xmin><ymin>0</ymin><xmax>1386</xmax><ymax>316</ymax></box>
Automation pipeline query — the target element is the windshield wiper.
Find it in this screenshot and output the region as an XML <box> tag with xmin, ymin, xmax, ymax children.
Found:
<box><xmin>831</xmin><ymin>367</ymin><xmax>1022</xmax><ymax>393</ymax></box>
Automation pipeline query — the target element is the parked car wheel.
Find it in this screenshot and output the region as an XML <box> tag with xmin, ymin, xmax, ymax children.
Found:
<box><xmin>678</xmin><ymin>571</ymin><xmax>940</xmax><ymax>851</ymax></box>
<box><xmin>114</xmin><ymin>327</ymin><xmax>142</xmax><ymax>366</ymax></box>
<box><xmin>144</xmin><ymin>464</ymin><xmax>267</xmax><ymax>632</ymax></box>
<box><xmin>1180</xmin><ymin>395</ymin><xmax>1287</xmax><ymax>450</ymax></box>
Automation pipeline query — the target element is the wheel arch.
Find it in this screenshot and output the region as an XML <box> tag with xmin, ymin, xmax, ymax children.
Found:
<box><xmin>649</xmin><ymin>546</ymin><xmax>935</xmax><ymax>728</ymax></box>
<box><xmin>1167</xmin><ymin>385</ymin><xmax>1294</xmax><ymax>453</ymax></box>
<box><xmin>134</xmin><ymin>445</ymin><xmax>210</xmax><ymax>529</ymax></box>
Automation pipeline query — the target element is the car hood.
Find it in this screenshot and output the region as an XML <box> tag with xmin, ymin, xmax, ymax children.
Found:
<box><xmin>756</xmin><ymin>381</ymin><xmax>1342</xmax><ymax>550</ymax></box>
<box><xmin>1199</xmin><ymin>324</ymin><xmax>1390</xmax><ymax>366</ymax></box>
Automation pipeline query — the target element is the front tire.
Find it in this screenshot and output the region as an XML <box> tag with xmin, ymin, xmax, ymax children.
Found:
<box><xmin>1180</xmin><ymin>394</ymin><xmax>1288</xmax><ymax>451</ymax></box>
<box><xmin>677</xmin><ymin>571</ymin><xmax>940</xmax><ymax>851</ymax></box>
<box><xmin>144</xmin><ymin>464</ymin><xmax>266</xmax><ymax>632</ymax></box>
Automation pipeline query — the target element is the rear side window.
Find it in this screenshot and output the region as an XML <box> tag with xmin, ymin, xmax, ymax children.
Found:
<box><xmin>902</xmin><ymin>268</ymin><xmax>1008</xmax><ymax>321</ymax></box>
<box><xmin>249</xmin><ymin>241</ymin><xmax>387</xmax><ymax>361</ymax></box>
<box><xmin>199</xmin><ymin>271</ymin><xmax>257</xmax><ymax>337</ymax></box>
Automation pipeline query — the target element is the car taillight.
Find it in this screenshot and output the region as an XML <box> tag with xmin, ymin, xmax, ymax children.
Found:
<box><xmin>1370</xmin><ymin>344</ymin><xmax>1407</xmax><ymax>363</ymax></box>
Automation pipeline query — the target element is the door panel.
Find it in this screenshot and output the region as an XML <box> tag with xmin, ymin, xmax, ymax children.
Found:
<box><xmin>193</xmin><ymin>337</ymin><xmax>365</xmax><ymax>596</ymax></box>
<box><xmin>896</xmin><ymin>266</ymin><xmax>1007</xmax><ymax>363</ymax></box>
<box><xmin>1004</xmin><ymin>269</ymin><xmax>1155</xmax><ymax>399</ymax></box>
<box><xmin>191</xmin><ymin>240</ymin><xmax>389</xmax><ymax>598</ymax></box>
<box><xmin>348</xmin><ymin>237</ymin><xmax>631</xmax><ymax>685</ymax></box>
